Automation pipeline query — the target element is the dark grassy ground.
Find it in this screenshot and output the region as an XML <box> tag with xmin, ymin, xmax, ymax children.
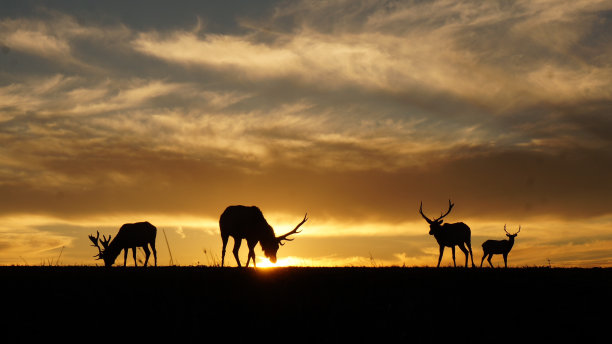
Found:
<box><xmin>2</xmin><ymin>266</ymin><xmax>610</xmax><ymax>343</ymax></box>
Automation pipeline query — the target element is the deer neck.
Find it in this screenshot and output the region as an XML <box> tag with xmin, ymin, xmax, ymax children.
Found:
<box><xmin>260</xmin><ymin>228</ymin><xmax>277</xmax><ymax>248</ymax></box>
<box><xmin>431</xmin><ymin>224</ymin><xmax>449</xmax><ymax>243</ymax></box>
<box><xmin>506</xmin><ymin>237</ymin><xmax>515</xmax><ymax>250</ymax></box>
<box><xmin>432</xmin><ymin>232</ymin><xmax>451</xmax><ymax>246</ymax></box>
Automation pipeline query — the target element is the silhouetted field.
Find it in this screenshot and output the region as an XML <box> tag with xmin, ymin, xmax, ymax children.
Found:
<box><xmin>2</xmin><ymin>267</ymin><xmax>609</xmax><ymax>342</ymax></box>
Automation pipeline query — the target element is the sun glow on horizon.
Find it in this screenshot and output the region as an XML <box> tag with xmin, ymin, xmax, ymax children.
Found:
<box><xmin>254</xmin><ymin>256</ymin><xmax>310</xmax><ymax>268</ymax></box>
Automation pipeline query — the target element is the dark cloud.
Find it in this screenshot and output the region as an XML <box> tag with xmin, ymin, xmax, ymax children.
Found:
<box><xmin>0</xmin><ymin>136</ymin><xmax>610</xmax><ymax>224</ymax></box>
<box><xmin>0</xmin><ymin>0</ymin><xmax>276</xmax><ymax>33</ymax></box>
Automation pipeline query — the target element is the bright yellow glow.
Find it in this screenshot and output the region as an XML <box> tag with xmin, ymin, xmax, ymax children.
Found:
<box><xmin>254</xmin><ymin>256</ymin><xmax>308</xmax><ymax>268</ymax></box>
<box><xmin>254</xmin><ymin>259</ymin><xmax>277</xmax><ymax>268</ymax></box>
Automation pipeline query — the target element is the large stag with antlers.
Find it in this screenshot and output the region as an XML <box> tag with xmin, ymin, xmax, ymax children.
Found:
<box><xmin>419</xmin><ymin>200</ymin><xmax>475</xmax><ymax>268</ymax></box>
<box><xmin>220</xmin><ymin>205</ymin><xmax>307</xmax><ymax>267</ymax></box>
<box><xmin>89</xmin><ymin>222</ymin><xmax>158</xmax><ymax>267</ymax></box>
<box><xmin>481</xmin><ymin>225</ymin><xmax>521</xmax><ymax>268</ymax></box>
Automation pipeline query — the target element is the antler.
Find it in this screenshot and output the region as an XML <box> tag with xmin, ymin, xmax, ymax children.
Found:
<box><xmin>88</xmin><ymin>231</ymin><xmax>103</xmax><ymax>259</ymax></box>
<box><xmin>419</xmin><ymin>200</ymin><xmax>454</xmax><ymax>224</ymax></box>
<box><xmin>419</xmin><ymin>202</ymin><xmax>433</xmax><ymax>224</ymax></box>
<box><xmin>504</xmin><ymin>224</ymin><xmax>521</xmax><ymax>235</ymax></box>
<box><xmin>100</xmin><ymin>234</ymin><xmax>112</xmax><ymax>249</ymax></box>
<box><xmin>436</xmin><ymin>200</ymin><xmax>454</xmax><ymax>222</ymax></box>
<box><xmin>276</xmin><ymin>213</ymin><xmax>308</xmax><ymax>245</ymax></box>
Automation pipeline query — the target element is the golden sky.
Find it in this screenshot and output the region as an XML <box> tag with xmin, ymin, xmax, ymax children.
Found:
<box><xmin>1</xmin><ymin>0</ymin><xmax>611</xmax><ymax>267</ymax></box>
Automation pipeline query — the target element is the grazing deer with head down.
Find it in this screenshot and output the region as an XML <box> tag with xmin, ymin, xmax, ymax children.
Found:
<box><xmin>419</xmin><ymin>200</ymin><xmax>475</xmax><ymax>268</ymax></box>
<box><xmin>480</xmin><ymin>224</ymin><xmax>520</xmax><ymax>268</ymax></box>
<box><xmin>220</xmin><ymin>205</ymin><xmax>307</xmax><ymax>267</ymax></box>
<box><xmin>89</xmin><ymin>222</ymin><xmax>157</xmax><ymax>267</ymax></box>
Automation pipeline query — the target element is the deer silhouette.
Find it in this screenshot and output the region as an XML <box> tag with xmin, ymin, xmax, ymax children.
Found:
<box><xmin>219</xmin><ymin>205</ymin><xmax>307</xmax><ymax>267</ymax></box>
<box><xmin>419</xmin><ymin>200</ymin><xmax>475</xmax><ymax>267</ymax></box>
<box><xmin>89</xmin><ymin>222</ymin><xmax>157</xmax><ymax>267</ymax></box>
<box><xmin>480</xmin><ymin>224</ymin><xmax>520</xmax><ymax>268</ymax></box>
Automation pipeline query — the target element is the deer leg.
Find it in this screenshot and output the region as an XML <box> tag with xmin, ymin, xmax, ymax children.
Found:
<box><xmin>437</xmin><ymin>246</ymin><xmax>444</xmax><ymax>267</ymax></box>
<box><xmin>151</xmin><ymin>243</ymin><xmax>157</xmax><ymax>267</ymax></box>
<box><xmin>458</xmin><ymin>243</ymin><xmax>469</xmax><ymax>268</ymax></box>
<box><xmin>246</xmin><ymin>249</ymin><xmax>256</xmax><ymax>268</ymax></box>
<box><xmin>480</xmin><ymin>252</ymin><xmax>486</xmax><ymax>268</ymax></box>
<box><xmin>451</xmin><ymin>246</ymin><xmax>456</xmax><ymax>267</ymax></box>
<box><xmin>221</xmin><ymin>235</ymin><xmax>229</xmax><ymax>267</ymax></box>
<box><xmin>246</xmin><ymin>241</ymin><xmax>257</xmax><ymax>268</ymax></box>
<box><xmin>487</xmin><ymin>254</ymin><xmax>494</xmax><ymax>268</ymax></box>
<box><xmin>142</xmin><ymin>245</ymin><xmax>151</xmax><ymax>267</ymax></box>
<box><xmin>132</xmin><ymin>247</ymin><xmax>137</xmax><ymax>267</ymax></box>
<box><xmin>232</xmin><ymin>239</ymin><xmax>242</xmax><ymax>267</ymax></box>
<box><xmin>466</xmin><ymin>242</ymin><xmax>475</xmax><ymax>268</ymax></box>
<box><xmin>123</xmin><ymin>249</ymin><xmax>128</xmax><ymax>267</ymax></box>
<box><xmin>503</xmin><ymin>253</ymin><xmax>508</xmax><ymax>268</ymax></box>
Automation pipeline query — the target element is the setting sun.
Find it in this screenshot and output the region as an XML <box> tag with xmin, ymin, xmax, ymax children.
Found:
<box><xmin>253</xmin><ymin>257</ymin><xmax>303</xmax><ymax>268</ymax></box>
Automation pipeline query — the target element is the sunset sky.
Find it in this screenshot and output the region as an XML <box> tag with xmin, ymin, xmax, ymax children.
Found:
<box><xmin>1</xmin><ymin>0</ymin><xmax>611</xmax><ymax>267</ymax></box>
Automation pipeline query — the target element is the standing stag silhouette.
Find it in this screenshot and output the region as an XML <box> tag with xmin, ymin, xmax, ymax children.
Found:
<box><xmin>419</xmin><ymin>200</ymin><xmax>475</xmax><ymax>267</ymax></box>
<box><xmin>481</xmin><ymin>225</ymin><xmax>521</xmax><ymax>268</ymax></box>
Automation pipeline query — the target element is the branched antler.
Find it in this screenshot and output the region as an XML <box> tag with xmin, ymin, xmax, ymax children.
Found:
<box><xmin>419</xmin><ymin>202</ymin><xmax>433</xmax><ymax>224</ymax></box>
<box><xmin>504</xmin><ymin>224</ymin><xmax>521</xmax><ymax>236</ymax></box>
<box><xmin>88</xmin><ymin>231</ymin><xmax>103</xmax><ymax>259</ymax></box>
<box><xmin>419</xmin><ymin>200</ymin><xmax>454</xmax><ymax>224</ymax></box>
<box><xmin>277</xmin><ymin>213</ymin><xmax>308</xmax><ymax>245</ymax></box>
<box><xmin>436</xmin><ymin>200</ymin><xmax>454</xmax><ymax>222</ymax></box>
<box><xmin>100</xmin><ymin>234</ymin><xmax>112</xmax><ymax>249</ymax></box>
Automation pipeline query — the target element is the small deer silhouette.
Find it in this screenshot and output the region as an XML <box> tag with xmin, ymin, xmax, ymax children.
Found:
<box><xmin>419</xmin><ymin>200</ymin><xmax>475</xmax><ymax>268</ymax></box>
<box><xmin>480</xmin><ymin>224</ymin><xmax>520</xmax><ymax>268</ymax></box>
<box><xmin>89</xmin><ymin>222</ymin><xmax>157</xmax><ymax>267</ymax></box>
<box><xmin>219</xmin><ymin>205</ymin><xmax>307</xmax><ymax>267</ymax></box>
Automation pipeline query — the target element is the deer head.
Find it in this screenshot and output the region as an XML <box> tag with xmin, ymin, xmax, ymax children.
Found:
<box><xmin>260</xmin><ymin>213</ymin><xmax>308</xmax><ymax>263</ymax></box>
<box><xmin>419</xmin><ymin>200</ymin><xmax>454</xmax><ymax>235</ymax></box>
<box><xmin>88</xmin><ymin>230</ymin><xmax>113</xmax><ymax>267</ymax></box>
<box><xmin>504</xmin><ymin>224</ymin><xmax>521</xmax><ymax>239</ymax></box>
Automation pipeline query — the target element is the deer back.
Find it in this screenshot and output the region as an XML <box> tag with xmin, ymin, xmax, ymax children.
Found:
<box><xmin>219</xmin><ymin>206</ymin><xmax>276</xmax><ymax>243</ymax></box>
<box><xmin>434</xmin><ymin>222</ymin><xmax>471</xmax><ymax>246</ymax></box>
<box><xmin>482</xmin><ymin>238</ymin><xmax>513</xmax><ymax>254</ymax></box>
<box><xmin>111</xmin><ymin>222</ymin><xmax>157</xmax><ymax>249</ymax></box>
